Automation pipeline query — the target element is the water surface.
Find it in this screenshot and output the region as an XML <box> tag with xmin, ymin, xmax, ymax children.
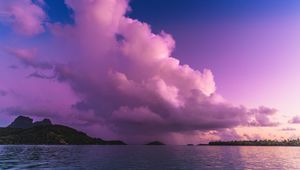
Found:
<box><xmin>1</xmin><ymin>145</ymin><xmax>300</xmax><ymax>169</ymax></box>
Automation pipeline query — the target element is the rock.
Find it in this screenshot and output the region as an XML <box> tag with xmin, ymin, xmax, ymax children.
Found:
<box><xmin>197</xmin><ymin>143</ymin><xmax>208</xmax><ymax>146</ymax></box>
<box><xmin>7</xmin><ymin>116</ymin><xmax>33</xmax><ymax>128</ymax></box>
<box><xmin>33</xmin><ymin>119</ymin><xmax>52</xmax><ymax>126</ymax></box>
<box><xmin>8</xmin><ymin>116</ymin><xmax>52</xmax><ymax>128</ymax></box>
<box><xmin>105</xmin><ymin>140</ymin><xmax>127</xmax><ymax>145</ymax></box>
<box><xmin>146</xmin><ymin>141</ymin><xmax>165</xmax><ymax>145</ymax></box>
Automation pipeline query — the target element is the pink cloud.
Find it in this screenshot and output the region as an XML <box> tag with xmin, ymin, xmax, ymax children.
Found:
<box><xmin>0</xmin><ymin>0</ymin><xmax>279</xmax><ymax>143</ymax></box>
<box><xmin>4</xmin><ymin>47</ymin><xmax>52</xmax><ymax>69</ymax></box>
<box><xmin>288</xmin><ymin>116</ymin><xmax>300</xmax><ymax>124</ymax></box>
<box><xmin>0</xmin><ymin>0</ymin><xmax>45</xmax><ymax>36</ymax></box>
<box><xmin>249</xmin><ymin>106</ymin><xmax>279</xmax><ymax>127</ymax></box>
<box><xmin>5</xmin><ymin>47</ymin><xmax>36</xmax><ymax>62</ymax></box>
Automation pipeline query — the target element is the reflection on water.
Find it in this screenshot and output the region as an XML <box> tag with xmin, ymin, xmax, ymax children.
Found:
<box><xmin>1</xmin><ymin>145</ymin><xmax>300</xmax><ymax>169</ymax></box>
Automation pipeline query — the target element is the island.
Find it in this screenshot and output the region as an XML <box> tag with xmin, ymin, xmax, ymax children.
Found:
<box><xmin>209</xmin><ymin>140</ymin><xmax>300</xmax><ymax>146</ymax></box>
<box><xmin>0</xmin><ymin>116</ymin><xmax>126</xmax><ymax>145</ymax></box>
<box><xmin>146</xmin><ymin>141</ymin><xmax>165</xmax><ymax>145</ymax></box>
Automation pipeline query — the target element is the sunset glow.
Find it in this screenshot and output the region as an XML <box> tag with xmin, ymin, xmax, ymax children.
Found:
<box><xmin>1</xmin><ymin>0</ymin><xmax>300</xmax><ymax>144</ymax></box>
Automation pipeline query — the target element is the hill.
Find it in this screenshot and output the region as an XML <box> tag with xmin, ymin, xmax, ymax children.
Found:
<box><xmin>0</xmin><ymin>116</ymin><xmax>126</xmax><ymax>145</ymax></box>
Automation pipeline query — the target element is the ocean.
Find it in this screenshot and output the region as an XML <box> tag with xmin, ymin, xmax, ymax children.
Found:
<box><xmin>1</xmin><ymin>145</ymin><xmax>300</xmax><ymax>169</ymax></box>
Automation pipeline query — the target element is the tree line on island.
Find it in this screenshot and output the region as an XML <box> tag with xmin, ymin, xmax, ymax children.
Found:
<box><xmin>209</xmin><ymin>139</ymin><xmax>300</xmax><ymax>146</ymax></box>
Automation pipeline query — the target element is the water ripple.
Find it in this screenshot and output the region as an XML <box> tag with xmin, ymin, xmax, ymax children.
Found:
<box><xmin>1</xmin><ymin>145</ymin><xmax>300</xmax><ymax>169</ymax></box>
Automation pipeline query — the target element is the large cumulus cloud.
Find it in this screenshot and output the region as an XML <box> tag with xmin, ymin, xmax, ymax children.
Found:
<box><xmin>0</xmin><ymin>0</ymin><xmax>279</xmax><ymax>143</ymax></box>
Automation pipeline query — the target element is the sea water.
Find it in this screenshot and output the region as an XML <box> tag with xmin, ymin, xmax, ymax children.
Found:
<box><xmin>1</xmin><ymin>145</ymin><xmax>300</xmax><ymax>169</ymax></box>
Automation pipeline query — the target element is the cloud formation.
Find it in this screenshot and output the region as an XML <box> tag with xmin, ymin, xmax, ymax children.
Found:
<box><xmin>0</xmin><ymin>0</ymin><xmax>45</xmax><ymax>36</ymax></box>
<box><xmin>288</xmin><ymin>116</ymin><xmax>300</xmax><ymax>124</ymax></box>
<box><xmin>0</xmin><ymin>0</ymin><xmax>279</xmax><ymax>143</ymax></box>
<box><xmin>5</xmin><ymin>47</ymin><xmax>52</xmax><ymax>69</ymax></box>
<box><xmin>249</xmin><ymin>107</ymin><xmax>279</xmax><ymax>127</ymax></box>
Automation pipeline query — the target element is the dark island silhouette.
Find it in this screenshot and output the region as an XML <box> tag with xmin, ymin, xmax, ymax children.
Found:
<box><xmin>209</xmin><ymin>140</ymin><xmax>300</xmax><ymax>146</ymax></box>
<box><xmin>0</xmin><ymin>116</ymin><xmax>126</xmax><ymax>145</ymax></box>
<box><xmin>146</xmin><ymin>141</ymin><xmax>165</xmax><ymax>145</ymax></box>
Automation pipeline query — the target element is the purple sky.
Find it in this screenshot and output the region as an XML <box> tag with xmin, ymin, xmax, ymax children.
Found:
<box><xmin>0</xmin><ymin>0</ymin><xmax>300</xmax><ymax>144</ymax></box>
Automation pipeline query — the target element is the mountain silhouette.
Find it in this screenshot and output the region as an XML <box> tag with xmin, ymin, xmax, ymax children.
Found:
<box><xmin>1</xmin><ymin>116</ymin><xmax>126</xmax><ymax>145</ymax></box>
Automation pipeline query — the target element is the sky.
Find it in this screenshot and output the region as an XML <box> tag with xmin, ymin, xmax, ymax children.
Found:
<box><xmin>1</xmin><ymin>0</ymin><xmax>300</xmax><ymax>144</ymax></box>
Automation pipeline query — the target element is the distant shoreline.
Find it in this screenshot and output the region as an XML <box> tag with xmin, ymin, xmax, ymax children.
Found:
<box><xmin>208</xmin><ymin>140</ymin><xmax>300</xmax><ymax>146</ymax></box>
<box><xmin>2</xmin><ymin>116</ymin><xmax>299</xmax><ymax>146</ymax></box>
<box><xmin>1</xmin><ymin>144</ymin><xmax>300</xmax><ymax>147</ymax></box>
